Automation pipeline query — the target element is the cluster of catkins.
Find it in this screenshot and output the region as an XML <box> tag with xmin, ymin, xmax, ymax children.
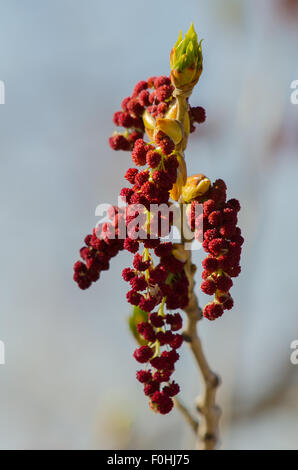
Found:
<box><xmin>120</xmin><ymin>131</ymin><xmax>188</xmax><ymax>415</ymax></box>
<box><xmin>188</xmin><ymin>179</ymin><xmax>244</xmax><ymax>321</ymax></box>
<box><xmin>109</xmin><ymin>75</ymin><xmax>205</xmax><ymax>152</ymax></box>
<box><xmin>73</xmin><ymin>208</ymin><xmax>125</xmax><ymax>290</ymax></box>
<box><xmin>73</xmin><ymin>75</ymin><xmax>242</xmax><ymax>414</ymax></box>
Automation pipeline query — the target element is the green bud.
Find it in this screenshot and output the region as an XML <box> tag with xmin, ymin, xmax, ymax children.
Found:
<box><xmin>170</xmin><ymin>23</ymin><xmax>203</xmax><ymax>91</ymax></box>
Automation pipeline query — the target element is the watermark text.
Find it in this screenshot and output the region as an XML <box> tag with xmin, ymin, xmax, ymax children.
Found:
<box><xmin>0</xmin><ymin>80</ymin><xmax>5</xmax><ymax>104</ymax></box>
<box><xmin>290</xmin><ymin>80</ymin><xmax>298</xmax><ymax>104</ymax></box>
<box><xmin>94</xmin><ymin>198</ymin><xmax>203</xmax><ymax>250</ymax></box>
<box><xmin>0</xmin><ymin>340</ymin><xmax>5</xmax><ymax>365</ymax></box>
<box><xmin>290</xmin><ymin>340</ymin><xmax>298</xmax><ymax>365</ymax></box>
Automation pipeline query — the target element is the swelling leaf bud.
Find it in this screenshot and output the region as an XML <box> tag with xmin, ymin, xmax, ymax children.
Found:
<box><xmin>182</xmin><ymin>174</ymin><xmax>211</xmax><ymax>202</ymax></box>
<box><xmin>170</xmin><ymin>23</ymin><xmax>203</xmax><ymax>91</ymax></box>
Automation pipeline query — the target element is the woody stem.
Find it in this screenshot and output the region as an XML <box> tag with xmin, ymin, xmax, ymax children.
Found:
<box><xmin>173</xmin><ymin>396</ymin><xmax>198</xmax><ymax>434</ymax></box>
<box><xmin>183</xmin><ymin>261</ymin><xmax>221</xmax><ymax>450</ymax></box>
<box><xmin>172</xmin><ymin>87</ymin><xmax>221</xmax><ymax>449</ymax></box>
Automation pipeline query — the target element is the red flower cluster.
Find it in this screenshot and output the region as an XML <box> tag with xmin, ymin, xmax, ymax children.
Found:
<box><xmin>74</xmin><ymin>68</ymin><xmax>243</xmax><ymax>415</ymax></box>
<box><xmin>109</xmin><ymin>76</ymin><xmax>174</xmax><ymax>151</ymax></box>
<box><xmin>119</xmin><ymin>133</ymin><xmax>190</xmax><ymax>413</ymax></box>
<box><xmin>189</xmin><ymin>106</ymin><xmax>206</xmax><ymax>133</ymax></box>
<box><xmin>189</xmin><ymin>179</ymin><xmax>243</xmax><ymax>320</ymax></box>
<box><xmin>133</xmin><ymin>307</ymin><xmax>183</xmax><ymax>414</ymax></box>
<box><xmin>75</xmin><ymin>126</ymin><xmax>188</xmax><ymax>413</ymax></box>
<box><xmin>73</xmin><ymin>208</ymin><xmax>124</xmax><ymax>289</ymax></box>
<box><xmin>145</xmin><ymin>76</ymin><xmax>174</xmax><ymax>119</ymax></box>
<box><xmin>133</xmin><ymin>310</ymin><xmax>182</xmax><ymax>415</ymax></box>
<box><xmin>109</xmin><ymin>77</ymin><xmax>206</xmax><ymax>151</ymax></box>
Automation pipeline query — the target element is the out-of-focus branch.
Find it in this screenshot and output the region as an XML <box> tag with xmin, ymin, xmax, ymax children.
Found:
<box><xmin>173</xmin><ymin>397</ymin><xmax>198</xmax><ymax>434</ymax></box>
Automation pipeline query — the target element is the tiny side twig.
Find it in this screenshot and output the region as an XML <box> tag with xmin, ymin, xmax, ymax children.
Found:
<box><xmin>173</xmin><ymin>397</ymin><xmax>198</xmax><ymax>435</ymax></box>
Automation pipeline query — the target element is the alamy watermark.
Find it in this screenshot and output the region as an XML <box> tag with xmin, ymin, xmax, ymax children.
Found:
<box><xmin>0</xmin><ymin>80</ymin><xmax>5</xmax><ymax>104</ymax></box>
<box><xmin>290</xmin><ymin>340</ymin><xmax>298</xmax><ymax>365</ymax></box>
<box><xmin>0</xmin><ymin>340</ymin><xmax>5</xmax><ymax>365</ymax></box>
<box><xmin>290</xmin><ymin>80</ymin><xmax>298</xmax><ymax>104</ymax></box>
<box><xmin>94</xmin><ymin>197</ymin><xmax>203</xmax><ymax>250</ymax></box>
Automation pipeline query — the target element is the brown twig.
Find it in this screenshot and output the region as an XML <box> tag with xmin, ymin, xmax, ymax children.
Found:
<box><xmin>171</xmin><ymin>246</ymin><xmax>221</xmax><ymax>448</ymax></box>
<box><xmin>173</xmin><ymin>397</ymin><xmax>198</xmax><ymax>434</ymax></box>
<box><xmin>184</xmin><ymin>285</ymin><xmax>221</xmax><ymax>450</ymax></box>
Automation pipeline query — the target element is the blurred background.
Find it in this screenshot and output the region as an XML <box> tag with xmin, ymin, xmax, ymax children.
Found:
<box><xmin>0</xmin><ymin>0</ymin><xmax>298</xmax><ymax>450</ymax></box>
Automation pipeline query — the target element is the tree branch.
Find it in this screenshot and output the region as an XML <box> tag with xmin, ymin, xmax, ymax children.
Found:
<box><xmin>184</xmin><ymin>289</ymin><xmax>221</xmax><ymax>450</ymax></box>
<box><xmin>173</xmin><ymin>397</ymin><xmax>198</xmax><ymax>434</ymax></box>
